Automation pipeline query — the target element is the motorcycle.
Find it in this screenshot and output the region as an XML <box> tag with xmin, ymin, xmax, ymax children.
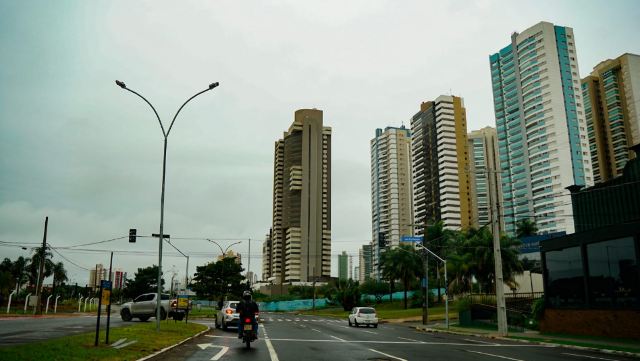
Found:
<box><xmin>241</xmin><ymin>312</ymin><xmax>258</xmax><ymax>349</ymax></box>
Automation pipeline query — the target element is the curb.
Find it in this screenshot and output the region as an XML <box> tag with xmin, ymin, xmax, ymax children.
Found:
<box><xmin>410</xmin><ymin>326</ymin><xmax>640</xmax><ymax>359</ymax></box>
<box><xmin>137</xmin><ymin>326</ymin><xmax>210</xmax><ymax>361</ymax></box>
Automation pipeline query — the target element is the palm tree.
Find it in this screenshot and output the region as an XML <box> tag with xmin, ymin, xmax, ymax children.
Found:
<box><xmin>466</xmin><ymin>227</ymin><xmax>524</xmax><ymax>293</ymax></box>
<box><xmin>426</xmin><ymin>221</ymin><xmax>453</xmax><ymax>301</ymax></box>
<box><xmin>27</xmin><ymin>246</ymin><xmax>54</xmax><ymax>288</ymax></box>
<box><xmin>379</xmin><ymin>247</ymin><xmax>400</xmax><ymax>303</ymax></box>
<box><xmin>380</xmin><ymin>244</ymin><xmax>423</xmax><ymax>309</ymax></box>
<box><xmin>445</xmin><ymin>252</ymin><xmax>477</xmax><ymax>295</ymax></box>
<box><xmin>52</xmin><ymin>262</ymin><xmax>68</xmax><ymax>296</ymax></box>
<box><xmin>515</xmin><ymin>219</ymin><xmax>538</xmax><ymax>238</ymax></box>
<box><xmin>10</xmin><ymin>256</ymin><xmax>29</xmax><ymax>291</ymax></box>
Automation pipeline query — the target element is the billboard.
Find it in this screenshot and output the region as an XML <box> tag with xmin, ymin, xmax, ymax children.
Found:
<box><xmin>515</xmin><ymin>232</ymin><xmax>566</xmax><ymax>254</ymax></box>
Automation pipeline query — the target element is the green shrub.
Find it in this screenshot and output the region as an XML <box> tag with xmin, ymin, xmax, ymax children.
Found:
<box><xmin>262</xmin><ymin>294</ymin><xmax>299</xmax><ymax>303</ymax></box>
<box><xmin>456</xmin><ymin>296</ymin><xmax>472</xmax><ymax>313</ymax></box>
<box><xmin>409</xmin><ymin>290</ymin><xmax>435</xmax><ymax>309</ymax></box>
<box><xmin>531</xmin><ymin>298</ymin><xmax>545</xmax><ymax>321</ymax></box>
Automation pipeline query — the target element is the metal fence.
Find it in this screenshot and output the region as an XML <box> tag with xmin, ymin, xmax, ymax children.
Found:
<box><xmin>468</xmin><ymin>292</ymin><xmax>543</xmax><ymax>315</ymax></box>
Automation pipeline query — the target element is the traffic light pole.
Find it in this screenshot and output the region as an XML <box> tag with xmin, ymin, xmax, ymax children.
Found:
<box><xmin>415</xmin><ymin>243</ymin><xmax>449</xmax><ymax>329</ymax></box>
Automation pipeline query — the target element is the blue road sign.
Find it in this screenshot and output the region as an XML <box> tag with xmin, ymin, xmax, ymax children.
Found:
<box><xmin>402</xmin><ymin>236</ymin><xmax>423</xmax><ymax>242</ymax></box>
<box><xmin>101</xmin><ymin>280</ymin><xmax>112</xmax><ymax>290</ymax></box>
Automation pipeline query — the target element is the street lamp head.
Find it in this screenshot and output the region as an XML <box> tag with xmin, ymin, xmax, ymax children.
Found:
<box><xmin>208</xmin><ymin>82</ymin><xmax>219</xmax><ymax>90</ymax></box>
<box><xmin>115</xmin><ymin>80</ymin><xmax>126</xmax><ymax>89</ymax></box>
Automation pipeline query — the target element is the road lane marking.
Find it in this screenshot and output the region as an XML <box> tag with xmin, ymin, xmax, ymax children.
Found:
<box><xmin>363</xmin><ymin>330</ymin><xmax>378</xmax><ymax>334</ymax></box>
<box><xmin>205</xmin><ymin>335</ymin><xmax>237</xmax><ymax>339</ymax></box>
<box><xmin>467</xmin><ymin>350</ymin><xmax>526</xmax><ymax>360</ymax></box>
<box><xmin>197</xmin><ymin>344</ymin><xmax>229</xmax><ymax>360</ymax></box>
<box><xmin>311</xmin><ymin>328</ymin><xmax>321</xmax><ymax>332</ymax></box>
<box><xmin>264</xmin><ymin>339</ymin><xmax>552</xmax><ymax>345</ymax></box>
<box><xmin>369</xmin><ymin>349</ymin><xmax>407</xmax><ymax>361</ymax></box>
<box><xmin>562</xmin><ymin>354</ymin><xmax>620</xmax><ymax>361</ymax></box>
<box><xmin>398</xmin><ymin>337</ymin><xmax>422</xmax><ymax>342</ymax></box>
<box><xmin>114</xmin><ymin>340</ymin><xmax>138</xmax><ymax>349</ymax></box>
<box><xmin>465</xmin><ymin>338</ymin><xmax>499</xmax><ymax>345</ymax></box>
<box><xmin>110</xmin><ymin>338</ymin><xmax>127</xmax><ymax>347</ymax></box>
<box><xmin>261</xmin><ymin>324</ymin><xmax>280</xmax><ymax>361</ymax></box>
<box><xmin>329</xmin><ymin>335</ymin><xmax>346</xmax><ymax>342</ymax></box>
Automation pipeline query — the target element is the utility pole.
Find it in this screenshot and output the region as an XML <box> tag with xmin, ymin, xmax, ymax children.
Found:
<box><xmin>35</xmin><ymin>217</ymin><xmax>48</xmax><ymax>315</ymax></box>
<box><xmin>312</xmin><ymin>267</ymin><xmax>317</xmax><ymax>312</ymax></box>
<box><xmin>408</xmin><ymin>222</ymin><xmax>433</xmax><ymax>326</ymax></box>
<box><xmin>466</xmin><ymin>166</ymin><xmax>508</xmax><ymax>337</ymax></box>
<box><xmin>248</xmin><ymin>239</ymin><xmax>250</xmax><ymax>289</ymax></box>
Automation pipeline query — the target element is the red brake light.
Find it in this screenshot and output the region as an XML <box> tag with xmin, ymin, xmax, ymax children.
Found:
<box><xmin>245</xmin><ymin>318</ymin><xmax>251</xmax><ymax>323</ymax></box>
<box><xmin>357</xmin><ymin>312</ymin><xmax>361</xmax><ymax>317</ymax></box>
<box><xmin>172</xmin><ymin>301</ymin><xmax>177</xmax><ymax>307</ymax></box>
<box><xmin>255</xmin><ymin>312</ymin><xmax>259</xmax><ymax>315</ymax></box>
<box><xmin>375</xmin><ymin>312</ymin><xmax>377</xmax><ymax>317</ymax></box>
<box><xmin>226</xmin><ymin>309</ymin><xmax>232</xmax><ymax>314</ymax></box>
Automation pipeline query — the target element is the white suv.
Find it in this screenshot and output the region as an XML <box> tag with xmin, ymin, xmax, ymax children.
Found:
<box><xmin>215</xmin><ymin>301</ymin><xmax>240</xmax><ymax>330</ymax></box>
<box><xmin>348</xmin><ymin>307</ymin><xmax>378</xmax><ymax>328</ymax></box>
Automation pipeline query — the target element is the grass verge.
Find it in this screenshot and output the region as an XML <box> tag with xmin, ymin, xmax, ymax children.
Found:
<box><xmin>2</xmin><ymin>320</ymin><xmax>207</xmax><ymax>361</ymax></box>
<box><xmin>507</xmin><ymin>336</ymin><xmax>640</xmax><ymax>354</ymax></box>
<box><xmin>538</xmin><ymin>333</ymin><xmax>640</xmax><ymax>346</ymax></box>
<box><xmin>430</xmin><ymin>327</ymin><xmax>485</xmax><ymax>335</ymax></box>
<box><xmin>187</xmin><ymin>308</ymin><xmax>219</xmax><ymax>318</ymax></box>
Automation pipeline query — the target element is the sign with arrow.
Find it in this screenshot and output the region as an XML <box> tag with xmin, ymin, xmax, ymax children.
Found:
<box><xmin>198</xmin><ymin>344</ymin><xmax>229</xmax><ymax>360</ymax></box>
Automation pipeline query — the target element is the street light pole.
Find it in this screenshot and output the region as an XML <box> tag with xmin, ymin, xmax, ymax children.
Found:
<box><xmin>408</xmin><ymin>222</ymin><xmax>434</xmax><ymax>326</ymax></box>
<box><xmin>207</xmin><ymin>240</ymin><xmax>242</xmax><ymax>308</ymax></box>
<box><xmin>115</xmin><ymin>80</ymin><xmax>219</xmax><ymax>331</ymax></box>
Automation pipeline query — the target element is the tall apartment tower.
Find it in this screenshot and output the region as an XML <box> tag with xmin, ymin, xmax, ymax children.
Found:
<box><xmin>489</xmin><ymin>21</ymin><xmax>594</xmax><ymax>236</ymax></box>
<box><xmin>358</xmin><ymin>244</ymin><xmax>373</xmax><ymax>282</ymax></box>
<box><xmin>338</xmin><ymin>251</ymin><xmax>348</xmax><ymax>280</ymax></box>
<box><xmin>411</xmin><ymin>96</ymin><xmax>473</xmax><ymax>234</ymax></box>
<box><xmin>262</xmin><ymin>109</ymin><xmax>331</xmax><ymax>284</ymax></box>
<box><xmin>581</xmin><ymin>53</ymin><xmax>640</xmax><ymax>183</ymax></box>
<box><xmin>370</xmin><ymin>126</ymin><xmax>414</xmax><ymax>280</ymax></box>
<box><xmin>468</xmin><ymin>127</ymin><xmax>504</xmax><ymax>232</ymax></box>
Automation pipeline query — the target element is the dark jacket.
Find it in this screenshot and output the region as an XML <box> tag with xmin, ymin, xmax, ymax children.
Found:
<box><xmin>236</xmin><ymin>299</ymin><xmax>259</xmax><ymax>320</ymax></box>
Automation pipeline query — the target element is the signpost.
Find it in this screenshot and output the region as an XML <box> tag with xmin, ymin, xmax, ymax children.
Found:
<box><xmin>178</xmin><ymin>295</ymin><xmax>189</xmax><ymax>323</ymax></box>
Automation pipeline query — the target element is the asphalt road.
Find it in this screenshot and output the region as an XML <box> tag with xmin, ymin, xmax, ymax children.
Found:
<box><xmin>0</xmin><ymin>312</ymin><xmax>133</xmax><ymax>347</ymax></box>
<box><xmin>155</xmin><ymin>313</ymin><xmax>639</xmax><ymax>361</ymax></box>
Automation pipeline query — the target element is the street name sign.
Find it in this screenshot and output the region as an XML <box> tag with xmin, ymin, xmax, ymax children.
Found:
<box><xmin>402</xmin><ymin>236</ymin><xmax>423</xmax><ymax>242</ymax></box>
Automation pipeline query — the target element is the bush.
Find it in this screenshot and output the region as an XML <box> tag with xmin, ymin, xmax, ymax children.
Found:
<box><xmin>409</xmin><ymin>290</ymin><xmax>435</xmax><ymax>309</ymax></box>
<box><xmin>531</xmin><ymin>297</ymin><xmax>545</xmax><ymax>321</ymax></box>
<box><xmin>456</xmin><ymin>296</ymin><xmax>472</xmax><ymax>314</ymax></box>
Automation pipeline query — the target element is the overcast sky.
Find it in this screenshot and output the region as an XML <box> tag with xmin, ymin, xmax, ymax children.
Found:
<box><xmin>1</xmin><ymin>0</ymin><xmax>638</xmax><ymax>288</ymax></box>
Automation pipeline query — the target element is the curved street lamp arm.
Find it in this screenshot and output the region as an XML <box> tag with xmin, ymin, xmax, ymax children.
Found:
<box><xmin>224</xmin><ymin>241</ymin><xmax>242</xmax><ymax>254</ymax></box>
<box><xmin>119</xmin><ymin>86</ymin><xmax>166</xmax><ymax>137</ymax></box>
<box><xmin>167</xmin><ymin>83</ymin><xmax>218</xmax><ymax>138</ymax></box>
<box><xmin>206</xmin><ymin>239</ymin><xmax>224</xmax><ymax>255</ymax></box>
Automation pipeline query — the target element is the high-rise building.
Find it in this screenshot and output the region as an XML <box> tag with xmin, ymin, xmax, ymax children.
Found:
<box><xmin>370</xmin><ymin>126</ymin><xmax>414</xmax><ymax>280</ymax></box>
<box><xmin>354</xmin><ymin>266</ymin><xmax>360</xmax><ymax>282</ymax></box>
<box><xmin>489</xmin><ymin>21</ymin><xmax>594</xmax><ymax>235</ymax></box>
<box><xmin>468</xmin><ymin>127</ymin><xmax>504</xmax><ymax>232</ymax></box>
<box><xmin>411</xmin><ymin>95</ymin><xmax>473</xmax><ymax>234</ymax></box>
<box><xmin>348</xmin><ymin>255</ymin><xmax>353</xmax><ymax>280</ymax></box>
<box><xmin>217</xmin><ymin>250</ymin><xmax>241</xmax><ymax>264</ymax></box>
<box><xmin>338</xmin><ymin>251</ymin><xmax>348</xmax><ymax>280</ymax></box>
<box><xmin>359</xmin><ymin>244</ymin><xmax>373</xmax><ymax>281</ymax></box>
<box><xmin>89</xmin><ymin>264</ymin><xmax>108</xmax><ymax>291</ymax></box>
<box><xmin>581</xmin><ymin>53</ymin><xmax>640</xmax><ymax>183</ymax></box>
<box><xmin>262</xmin><ymin>109</ymin><xmax>332</xmax><ymax>284</ymax></box>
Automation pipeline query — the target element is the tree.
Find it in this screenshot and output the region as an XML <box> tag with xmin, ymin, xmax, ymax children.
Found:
<box><xmin>317</xmin><ymin>282</ymin><xmax>337</xmax><ymax>300</ymax></box>
<box><xmin>288</xmin><ymin>284</ymin><xmax>314</xmax><ymax>299</ymax></box>
<box><xmin>379</xmin><ymin>244</ymin><xmax>423</xmax><ymax>309</ymax></box>
<box><xmin>334</xmin><ymin>278</ymin><xmax>360</xmax><ymax>311</ymax></box>
<box><xmin>26</xmin><ymin>246</ymin><xmax>54</xmax><ymax>288</ymax></box>
<box><xmin>426</xmin><ymin>221</ymin><xmax>454</xmax><ymax>301</ymax></box>
<box><xmin>359</xmin><ymin>279</ymin><xmax>388</xmax><ymax>304</ymax></box>
<box><xmin>516</xmin><ymin>219</ymin><xmax>538</xmax><ymax>239</ymax></box>
<box><xmin>11</xmin><ymin>256</ymin><xmax>29</xmax><ymax>291</ymax></box>
<box><xmin>192</xmin><ymin>257</ymin><xmax>245</xmax><ymax>308</ymax></box>
<box><xmin>0</xmin><ymin>258</ymin><xmax>14</xmax><ymax>304</ymax></box>
<box><xmin>123</xmin><ymin>265</ymin><xmax>164</xmax><ymax>299</ymax></box>
<box><xmin>51</xmin><ymin>262</ymin><xmax>68</xmax><ymax>297</ymax></box>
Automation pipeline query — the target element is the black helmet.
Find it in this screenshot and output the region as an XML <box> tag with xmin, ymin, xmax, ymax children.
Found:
<box><xmin>243</xmin><ymin>290</ymin><xmax>252</xmax><ymax>301</ymax></box>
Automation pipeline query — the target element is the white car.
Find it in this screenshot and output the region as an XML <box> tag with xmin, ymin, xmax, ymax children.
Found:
<box><xmin>215</xmin><ymin>301</ymin><xmax>240</xmax><ymax>330</ymax></box>
<box><xmin>348</xmin><ymin>307</ymin><xmax>378</xmax><ymax>328</ymax></box>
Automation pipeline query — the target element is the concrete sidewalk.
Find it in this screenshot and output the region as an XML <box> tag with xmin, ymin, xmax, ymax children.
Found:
<box><xmin>405</xmin><ymin>321</ymin><xmax>640</xmax><ymax>353</ymax></box>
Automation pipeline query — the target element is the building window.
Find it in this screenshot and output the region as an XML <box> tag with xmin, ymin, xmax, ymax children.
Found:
<box><xmin>545</xmin><ymin>246</ymin><xmax>586</xmax><ymax>308</ymax></box>
<box><xmin>586</xmin><ymin>237</ymin><xmax>638</xmax><ymax>309</ymax></box>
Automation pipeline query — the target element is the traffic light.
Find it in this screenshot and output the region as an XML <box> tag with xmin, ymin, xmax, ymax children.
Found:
<box><xmin>378</xmin><ymin>232</ymin><xmax>387</xmax><ymax>248</ymax></box>
<box><xmin>129</xmin><ymin>229</ymin><xmax>137</xmax><ymax>243</ymax></box>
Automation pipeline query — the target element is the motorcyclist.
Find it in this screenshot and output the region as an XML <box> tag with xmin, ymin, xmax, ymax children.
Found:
<box><xmin>236</xmin><ymin>290</ymin><xmax>259</xmax><ymax>339</ymax></box>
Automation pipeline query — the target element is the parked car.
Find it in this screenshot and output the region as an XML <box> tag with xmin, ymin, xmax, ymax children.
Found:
<box><xmin>120</xmin><ymin>293</ymin><xmax>189</xmax><ymax>322</ymax></box>
<box><xmin>348</xmin><ymin>307</ymin><xmax>378</xmax><ymax>328</ymax></box>
<box><xmin>215</xmin><ymin>300</ymin><xmax>240</xmax><ymax>330</ymax></box>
